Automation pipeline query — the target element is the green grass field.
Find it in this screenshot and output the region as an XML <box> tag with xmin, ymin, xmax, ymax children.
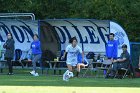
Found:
<box><xmin>0</xmin><ymin>69</ymin><xmax>140</xmax><ymax>93</ymax></box>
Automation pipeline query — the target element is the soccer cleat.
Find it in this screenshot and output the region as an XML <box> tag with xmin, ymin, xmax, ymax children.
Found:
<box><xmin>63</xmin><ymin>74</ymin><xmax>69</xmax><ymax>81</ymax></box>
<box><xmin>63</xmin><ymin>70</ymin><xmax>70</xmax><ymax>81</ymax></box>
<box><xmin>30</xmin><ymin>71</ymin><xmax>35</xmax><ymax>75</ymax></box>
<box><xmin>65</xmin><ymin>74</ymin><xmax>69</xmax><ymax>81</ymax></box>
<box><xmin>63</xmin><ymin>74</ymin><xmax>66</xmax><ymax>81</ymax></box>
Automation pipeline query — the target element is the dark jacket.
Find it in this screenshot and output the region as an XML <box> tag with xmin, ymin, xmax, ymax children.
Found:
<box><xmin>120</xmin><ymin>50</ymin><xmax>130</xmax><ymax>67</ymax></box>
<box><xmin>3</xmin><ymin>39</ymin><xmax>15</xmax><ymax>59</ymax></box>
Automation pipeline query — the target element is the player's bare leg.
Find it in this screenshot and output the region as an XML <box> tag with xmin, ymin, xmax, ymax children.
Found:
<box><xmin>76</xmin><ymin>63</ymin><xmax>85</xmax><ymax>77</ymax></box>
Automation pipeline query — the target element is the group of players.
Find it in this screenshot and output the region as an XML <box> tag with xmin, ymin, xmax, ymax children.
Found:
<box><xmin>1</xmin><ymin>32</ymin><xmax>136</xmax><ymax>80</ymax></box>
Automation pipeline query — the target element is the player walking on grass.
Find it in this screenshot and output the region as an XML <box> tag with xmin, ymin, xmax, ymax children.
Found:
<box><xmin>30</xmin><ymin>34</ymin><xmax>42</xmax><ymax>76</ymax></box>
<box><xmin>62</xmin><ymin>37</ymin><xmax>84</xmax><ymax>81</ymax></box>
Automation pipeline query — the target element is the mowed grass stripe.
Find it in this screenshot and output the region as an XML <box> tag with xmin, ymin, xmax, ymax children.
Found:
<box><xmin>0</xmin><ymin>74</ymin><xmax>140</xmax><ymax>87</ymax></box>
<box><xmin>0</xmin><ymin>86</ymin><xmax>140</xmax><ymax>93</ymax></box>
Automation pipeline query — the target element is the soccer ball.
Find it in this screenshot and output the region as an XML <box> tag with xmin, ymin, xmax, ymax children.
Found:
<box><xmin>68</xmin><ymin>72</ymin><xmax>74</xmax><ymax>78</ymax></box>
<box><xmin>63</xmin><ymin>70</ymin><xmax>74</xmax><ymax>81</ymax></box>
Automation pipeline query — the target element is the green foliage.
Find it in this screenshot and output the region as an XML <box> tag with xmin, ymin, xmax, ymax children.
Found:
<box><xmin>0</xmin><ymin>0</ymin><xmax>139</xmax><ymax>41</ymax></box>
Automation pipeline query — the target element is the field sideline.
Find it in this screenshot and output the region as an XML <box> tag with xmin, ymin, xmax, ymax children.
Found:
<box><xmin>0</xmin><ymin>86</ymin><xmax>140</xmax><ymax>93</ymax></box>
<box><xmin>0</xmin><ymin>69</ymin><xmax>140</xmax><ymax>93</ymax></box>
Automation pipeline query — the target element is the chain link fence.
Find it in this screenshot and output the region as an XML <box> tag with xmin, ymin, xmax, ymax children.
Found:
<box><xmin>130</xmin><ymin>42</ymin><xmax>140</xmax><ymax>68</ymax></box>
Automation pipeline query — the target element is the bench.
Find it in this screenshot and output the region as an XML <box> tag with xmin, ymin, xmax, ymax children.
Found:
<box><xmin>0</xmin><ymin>60</ymin><xmax>7</xmax><ymax>73</ymax></box>
<box><xmin>44</xmin><ymin>61</ymin><xmax>67</xmax><ymax>75</ymax></box>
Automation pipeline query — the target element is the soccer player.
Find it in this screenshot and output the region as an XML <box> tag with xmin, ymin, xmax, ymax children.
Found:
<box><xmin>30</xmin><ymin>34</ymin><xmax>42</xmax><ymax>76</ymax></box>
<box><xmin>62</xmin><ymin>37</ymin><xmax>84</xmax><ymax>81</ymax></box>
<box><xmin>106</xmin><ymin>33</ymin><xmax>118</xmax><ymax>61</ymax></box>
<box><xmin>105</xmin><ymin>33</ymin><xmax>118</xmax><ymax>75</ymax></box>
